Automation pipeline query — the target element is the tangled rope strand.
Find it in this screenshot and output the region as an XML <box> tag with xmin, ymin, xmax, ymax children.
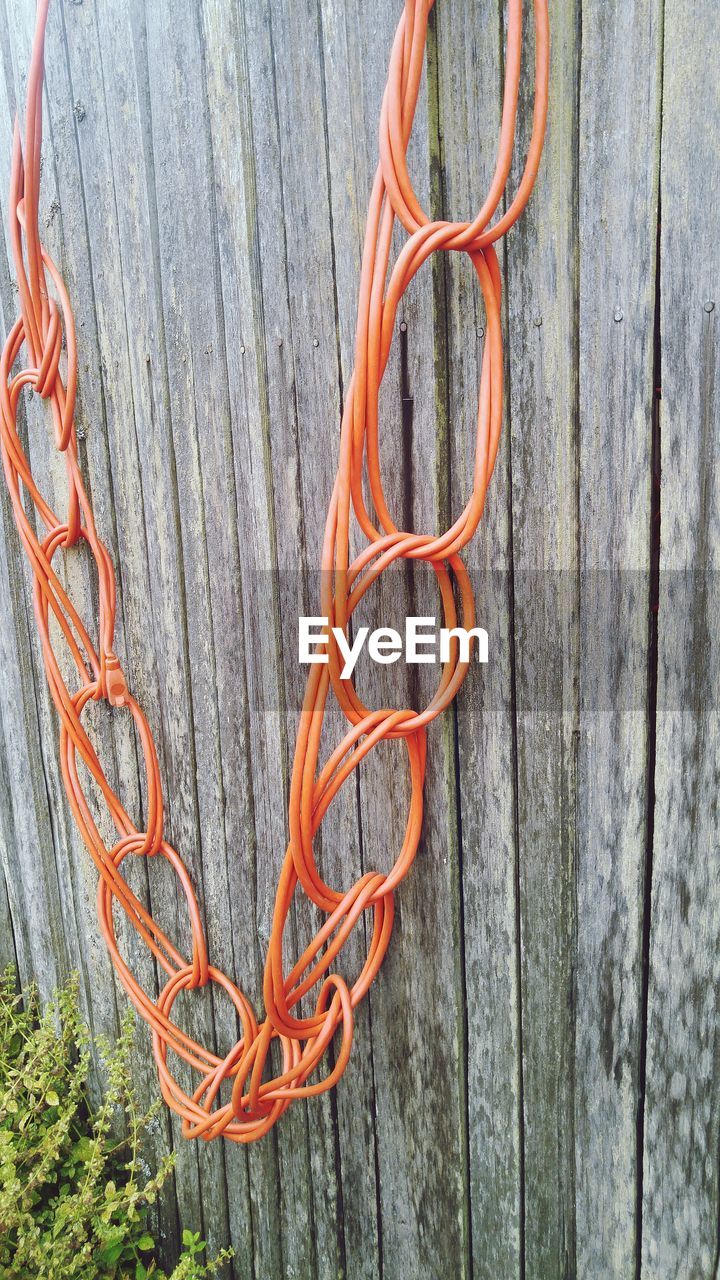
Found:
<box><xmin>1</xmin><ymin>0</ymin><xmax>548</xmax><ymax>1142</ymax></box>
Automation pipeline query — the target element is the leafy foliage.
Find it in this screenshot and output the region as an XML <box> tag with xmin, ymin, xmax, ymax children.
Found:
<box><xmin>0</xmin><ymin>967</ymin><xmax>233</xmax><ymax>1280</ymax></box>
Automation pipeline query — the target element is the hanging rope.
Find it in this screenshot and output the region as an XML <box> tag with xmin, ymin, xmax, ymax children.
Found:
<box><xmin>1</xmin><ymin>0</ymin><xmax>548</xmax><ymax>1142</ymax></box>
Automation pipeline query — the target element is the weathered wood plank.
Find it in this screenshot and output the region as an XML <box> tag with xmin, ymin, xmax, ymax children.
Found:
<box><xmin>1</xmin><ymin>0</ymin><xmax>139</xmax><ymax>1090</ymax></box>
<box><xmin>1</xmin><ymin>0</ymin><xmax>187</xmax><ymax>1252</ymax></box>
<box><xmin>194</xmin><ymin>2</ymin><xmax>291</xmax><ymax>1273</ymax></box>
<box><xmin>318</xmin><ymin>2</ymin><xmax>451</xmax><ymax>1274</ymax></box>
<box><xmin>233</xmin><ymin>0</ymin><xmax>347</xmax><ymax>1273</ymax></box>
<box><xmin>126</xmin><ymin>0</ymin><xmax>264</xmax><ymax>1265</ymax></box>
<box><xmin>0</xmin><ymin>471</ymin><xmax>67</xmax><ymax>995</ymax></box>
<box><xmin>0</xmin><ymin>745</ymin><xmax>17</xmax><ymax>972</ymax></box>
<box><xmin>575</xmin><ymin>0</ymin><xmax>662</xmax><ymax>1273</ymax></box>
<box><xmin>0</xmin><ymin>712</ymin><xmax>18</xmax><ymax>974</ymax></box>
<box><xmin>1</xmin><ymin>0</ymin><xmax>122</xmax><ymax>1042</ymax></box>
<box><xmin>313</xmin><ymin>1</ymin><xmax>397</xmax><ymax>1273</ymax></box>
<box><xmin>434</xmin><ymin>1</ymin><xmax>523</xmax><ymax>1275</ymax></box>
<box><xmin>504</xmin><ymin>4</ymin><xmax>580</xmax><ymax>1275</ymax></box>
<box><xmin>322</xmin><ymin>3</ymin><xmax>471</xmax><ymax>1273</ymax></box>
<box><xmin>642</xmin><ymin>0</ymin><xmax>720</xmax><ymax>1272</ymax></box>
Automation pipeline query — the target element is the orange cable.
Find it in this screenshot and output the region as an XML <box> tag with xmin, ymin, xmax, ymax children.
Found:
<box><xmin>1</xmin><ymin>0</ymin><xmax>549</xmax><ymax>1142</ymax></box>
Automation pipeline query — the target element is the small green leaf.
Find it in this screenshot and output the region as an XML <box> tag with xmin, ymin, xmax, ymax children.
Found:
<box><xmin>45</xmin><ymin>1090</ymin><xmax>60</xmax><ymax>1107</ymax></box>
<box><xmin>182</xmin><ymin>1228</ymin><xmax>194</xmax><ymax>1247</ymax></box>
<box><xmin>72</xmin><ymin>1136</ymin><xmax>94</xmax><ymax>1161</ymax></box>
<box><xmin>97</xmin><ymin>1241</ymin><xmax>125</xmax><ymax>1265</ymax></box>
<box><xmin>137</xmin><ymin>1234</ymin><xmax>155</xmax><ymax>1251</ymax></box>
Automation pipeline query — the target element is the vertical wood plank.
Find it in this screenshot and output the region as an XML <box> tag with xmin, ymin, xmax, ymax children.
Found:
<box><xmin>1</xmin><ymin>0</ymin><xmax>123</xmax><ymax>1042</ymax></box>
<box><xmin>126</xmin><ymin>0</ymin><xmax>264</xmax><ymax>1264</ymax></box>
<box><xmin>315</xmin><ymin>2</ymin><xmax>399</xmax><ymax>1274</ymax></box>
<box><xmin>195</xmin><ymin>2</ymin><xmax>289</xmax><ymax>1273</ymax></box>
<box><xmin>505</xmin><ymin>5</ymin><xmax>580</xmax><ymax>1275</ymax></box>
<box><xmin>643</xmin><ymin>0</ymin><xmax>720</xmax><ymax>1272</ymax></box>
<box><xmin>1</xmin><ymin>0</ymin><xmax>186</xmax><ymax>1253</ymax></box>
<box><xmin>0</xmin><ymin>705</ymin><xmax>19</xmax><ymax>974</ymax></box>
<box><xmin>236</xmin><ymin>0</ymin><xmax>347</xmax><ymax>1273</ymax></box>
<box><xmin>0</xmin><ymin>470</ymin><xmax>68</xmax><ymax>994</ymax></box>
<box><xmin>331</xmin><ymin>3</ymin><xmax>470</xmax><ymax>1272</ymax></box>
<box><xmin>434</xmin><ymin>1</ymin><xmax>523</xmax><ymax>1275</ymax></box>
<box><xmin>576</xmin><ymin>0</ymin><xmax>662</xmax><ymax>1273</ymax></box>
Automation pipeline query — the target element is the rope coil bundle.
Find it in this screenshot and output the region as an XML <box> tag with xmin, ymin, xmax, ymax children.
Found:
<box><xmin>1</xmin><ymin>0</ymin><xmax>548</xmax><ymax>1142</ymax></box>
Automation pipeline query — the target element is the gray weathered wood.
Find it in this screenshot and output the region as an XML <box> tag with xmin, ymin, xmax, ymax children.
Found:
<box><xmin>576</xmin><ymin>0</ymin><xmax>662</xmax><ymax>1273</ymax></box>
<box><xmin>504</xmin><ymin>4</ymin><xmax>580</xmax><ymax>1274</ymax></box>
<box><xmin>435</xmin><ymin>1</ymin><xmax>523</xmax><ymax>1275</ymax></box>
<box><xmin>641</xmin><ymin>0</ymin><xmax>720</xmax><ymax>1273</ymax></box>
<box><xmin>1</xmin><ymin>2</ymin><xmax>718</xmax><ymax>1278</ymax></box>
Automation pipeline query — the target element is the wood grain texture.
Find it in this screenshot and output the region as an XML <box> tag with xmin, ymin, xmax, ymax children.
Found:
<box><xmin>0</xmin><ymin>2</ymin><xmax>718</xmax><ymax>1278</ymax></box>
<box><xmin>576</xmin><ymin>0</ymin><xmax>662</xmax><ymax>1274</ymax></box>
<box><xmin>434</xmin><ymin>2</ymin><xmax>523</xmax><ymax>1275</ymax></box>
<box><xmin>329</xmin><ymin>4</ymin><xmax>470</xmax><ymax>1274</ymax></box>
<box><xmin>504</xmin><ymin>4</ymin><xmax>580</xmax><ymax>1274</ymax></box>
<box><xmin>642</xmin><ymin>0</ymin><xmax>720</xmax><ymax>1274</ymax></box>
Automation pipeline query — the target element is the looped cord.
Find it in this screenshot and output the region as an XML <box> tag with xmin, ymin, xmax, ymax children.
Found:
<box><xmin>1</xmin><ymin>0</ymin><xmax>548</xmax><ymax>1142</ymax></box>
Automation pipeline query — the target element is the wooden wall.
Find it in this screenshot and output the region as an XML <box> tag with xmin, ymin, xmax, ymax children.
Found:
<box><xmin>0</xmin><ymin>1</ymin><xmax>718</xmax><ymax>1276</ymax></box>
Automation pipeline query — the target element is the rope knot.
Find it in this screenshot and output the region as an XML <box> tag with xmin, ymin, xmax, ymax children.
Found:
<box><xmin>104</xmin><ymin>652</ymin><xmax>128</xmax><ymax>707</ymax></box>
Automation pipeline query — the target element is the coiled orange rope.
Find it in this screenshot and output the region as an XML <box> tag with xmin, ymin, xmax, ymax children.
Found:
<box><xmin>2</xmin><ymin>0</ymin><xmax>548</xmax><ymax>1142</ymax></box>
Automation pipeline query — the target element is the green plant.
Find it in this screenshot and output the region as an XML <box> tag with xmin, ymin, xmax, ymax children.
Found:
<box><xmin>0</xmin><ymin>967</ymin><xmax>233</xmax><ymax>1280</ymax></box>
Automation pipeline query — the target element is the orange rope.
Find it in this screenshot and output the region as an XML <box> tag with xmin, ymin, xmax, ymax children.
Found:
<box><xmin>1</xmin><ymin>0</ymin><xmax>548</xmax><ymax>1142</ymax></box>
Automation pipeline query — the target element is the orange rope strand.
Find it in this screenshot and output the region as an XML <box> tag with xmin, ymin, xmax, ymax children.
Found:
<box><xmin>1</xmin><ymin>0</ymin><xmax>549</xmax><ymax>1142</ymax></box>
